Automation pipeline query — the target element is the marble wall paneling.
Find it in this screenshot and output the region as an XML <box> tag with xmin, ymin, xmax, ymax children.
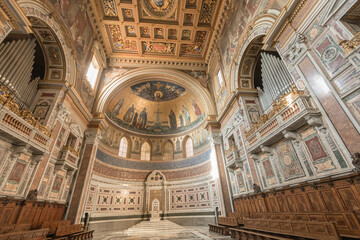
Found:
<box><xmin>298</xmin><ymin>56</ymin><xmax>360</xmax><ymax>155</ymax></box>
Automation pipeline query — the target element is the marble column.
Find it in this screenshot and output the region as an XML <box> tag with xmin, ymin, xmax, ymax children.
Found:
<box><xmin>66</xmin><ymin>127</ymin><xmax>102</xmax><ymax>223</ymax></box>
<box><xmin>207</xmin><ymin>126</ymin><xmax>233</xmax><ymax>216</ymax></box>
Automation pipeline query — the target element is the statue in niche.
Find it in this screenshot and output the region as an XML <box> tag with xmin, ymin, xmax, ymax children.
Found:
<box><xmin>132</xmin><ymin>112</ymin><xmax>138</xmax><ymax>127</ymax></box>
<box><xmin>123</xmin><ymin>104</ymin><xmax>135</xmax><ymax>124</ymax></box>
<box><xmin>179</xmin><ymin>114</ymin><xmax>184</xmax><ymax>127</ymax></box>
<box><xmin>169</xmin><ymin>109</ymin><xmax>177</xmax><ymax>129</ymax></box>
<box><xmin>138</xmin><ymin>108</ymin><xmax>147</xmax><ymax>129</ymax></box>
<box><xmin>182</xmin><ymin>105</ymin><xmax>191</xmax><ymax>125</ymax></box>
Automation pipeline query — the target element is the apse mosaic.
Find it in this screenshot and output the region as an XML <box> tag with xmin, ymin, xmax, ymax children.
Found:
<box><xmin>130</xmin><ymin>81</ymin><xmax>186</xmax><ymax>102</ymax></box>
<box><xmin>106</xmin><ymin>81</ymin><xmax>205</xmax><ymax>135</ymax></box>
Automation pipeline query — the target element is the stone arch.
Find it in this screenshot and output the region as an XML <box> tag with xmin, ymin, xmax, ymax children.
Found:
<box><xmin>17</xmin><ymin>0</ymin><xmax>76</xmax><ymax>85</ymax></box>
<box><xmin>95</xmin><ymin>68</ymin><xmax>217</xmax><ymax>117</ymax></box>
<box><xmin>229</xmin><ymin>14</ymin><xmax>277</xmax><ymax>93</ymax></box>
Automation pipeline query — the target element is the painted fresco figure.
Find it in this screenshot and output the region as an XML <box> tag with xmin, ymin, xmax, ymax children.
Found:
<box><xmin>112</xmin><ymin>99</ymin><xmax>124</xmax><ymax>117</ymax></box>
<box><xmin>191</xmin><ymin>99</ymin><xmax>202</xmax><ymax>117</ymax></box>
<box><xmin>169</xmin><ymin>109</ymin><xmax>177</xmax><ymax>130</ymax></box>
<box><xmin>123</xmin><ymin>104</ymin><xmax>135</xmax><ymax>124</ymax></box>
<box><xmin>179</xmin><ymin>114</ymin><xmax>184</xmax><ymax>127</ymax></box>
<box><xmin>182</xmin><ymin>105</ymin><xmax>191</xmax><ymax>125</ymax></box>
<box><xmin>138</xmin><ymin>108</ymin><xmax>147</xmax><ymax>129</ymax></box>
<box><xmin>132</xmin><ymin>112</ymin><xmax>138</xmax><ymax>127</ymax></box>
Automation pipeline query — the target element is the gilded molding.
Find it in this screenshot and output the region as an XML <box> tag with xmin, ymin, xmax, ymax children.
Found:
<box><xmin>340</xmin><ymin>32</ymin><xmax>360</xmax><ymax>55</ymax></box>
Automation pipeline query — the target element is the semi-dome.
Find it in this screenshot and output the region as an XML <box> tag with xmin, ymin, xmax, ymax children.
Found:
<box><xmin>105</xmin><ymin>79</ymin><xmax>206</xmax><ymax>135</ymax></box>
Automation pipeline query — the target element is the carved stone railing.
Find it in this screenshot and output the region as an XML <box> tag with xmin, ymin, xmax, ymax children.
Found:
<box><xmin>0</xmin><ymin>87</ymin><xmax>51</xmax><ymax>153</ymax></box>
<box><xmin>57</xmin><ymin>145</ymin><xmax>80</xmax><ymax>170</ymax></box>
<box><xmin>245</xmin><ymin>89</ymin><xmax>319</xmax><ymax>153</ymax></box>
<box><xmin>226</xmin><ymin>149</ymin><xmax>245</xmax><ymax>169</ymax></box>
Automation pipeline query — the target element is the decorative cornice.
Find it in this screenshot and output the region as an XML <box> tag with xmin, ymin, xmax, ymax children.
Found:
<box><xmin>108</xmin><ymin>57</ymin><xmax>207</xmax><ymax>70</ymax></box>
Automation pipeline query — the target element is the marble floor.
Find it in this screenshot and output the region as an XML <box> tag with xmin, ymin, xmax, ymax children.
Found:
<box><xmin>93</xmin><ymin>220</ymin><xmax>231</xmax><ymax>240</ymax></box>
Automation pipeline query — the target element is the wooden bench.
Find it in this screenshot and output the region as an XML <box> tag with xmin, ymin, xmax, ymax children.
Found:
<box><xmin>67</xmin><ymin>230</ymin><xmax>94</xmax><ymax>240</ymax></box>
<box><xmin>243</xmin><ymin>218</ymin><xmax>340</xmax><ymax>240</ymax></box>
<box><xmin>230</xmin><ymin>212</ymin><xmax>244</xmax><ymax>225</ymax></box>
<box><xmin>41</xmin><ymin>220</ymin><xmax>71</xmax><ymax>235</ymax></box>
<box><xmin>208</xmin><ymin>217</ymin><xmax>238</xmax><ymax>235</ymax></box>
<box><xmin>253</xmin><ymin>211</ymin><xmax>360</xmax><ymax>238</ymax></box>
<box><xmin>208</xmin><ymin>223</ymin><xmax>228</xmax><ymax>235</ymax></box>
<box><xmin>54</xmin><ymin>224</ymin><xmax>83</xmax><ymax>237</ymax></box>
<box><xmin>0</xmin><ymin>224</ymin><xmax>31</xmax><ymax>234</ymax></box>
<box><xmin>0</xmin><ymin>228</ymin><xmax>48</xmax><ymax>240</ymax></box>
<box><xmin>229</xmin><ymin>228</ymin><xmax>291</xmax><ymax>239</ymax></box>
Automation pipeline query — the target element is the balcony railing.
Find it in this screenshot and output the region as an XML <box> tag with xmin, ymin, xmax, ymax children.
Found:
<box><xmin>245</xmin><ymin>88</ymin><xmax>319</xmax><ymax>153</ymax></box>
<box><xmin>226</xmin><ymin>149</ymin><xmax>245</xmax><ymax>170</ymax></box>
<box><xmin>0</xmin><ymin>86</ymin><xmax>51</xmax><ymax>153</ymax></box>
<box><xmin>57</xmin><ymin>144</ymin><xmax>80</xmax><ymax>170</ymax></box>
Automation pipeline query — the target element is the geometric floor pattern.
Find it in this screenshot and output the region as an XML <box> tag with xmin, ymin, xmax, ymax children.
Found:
<box><xmin>93</xmin><ymin>220</ymin><xmax>231</xmax><ymax>240</ymax></box>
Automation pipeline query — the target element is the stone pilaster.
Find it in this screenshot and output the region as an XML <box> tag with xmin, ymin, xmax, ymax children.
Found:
<box><xmin>66</xmin><ymin>127</ymin><xmax>102</xmax><ymax>223</ymax></box>
<box><xmin>207</xmin><ymin>124</ymin><xmax>233</xmax><ymax>216</ymax></box>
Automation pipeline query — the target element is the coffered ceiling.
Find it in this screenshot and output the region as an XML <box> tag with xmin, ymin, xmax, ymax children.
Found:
<box><xmin>91</xmin><ymin>0</ymin><xmax>222</xmax><ymax>64</ymax></box>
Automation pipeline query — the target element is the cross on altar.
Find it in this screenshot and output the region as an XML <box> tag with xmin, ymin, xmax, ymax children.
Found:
<box><xmin>154</xmin><ymin>107</ymin><xmax>162</xmax><ymax>123</ymax></box>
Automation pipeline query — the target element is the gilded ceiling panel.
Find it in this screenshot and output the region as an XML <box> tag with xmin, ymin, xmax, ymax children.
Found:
<box><xmin>93</xmin><ymin>0</ymin><xmax>222</xmax><ymax>62</ymax></box>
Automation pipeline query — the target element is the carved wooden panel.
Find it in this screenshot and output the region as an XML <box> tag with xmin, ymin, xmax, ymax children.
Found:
<box><xmin>320</xmin><ymin>190</ymin><xmax>342</xmax><ymax>212</ymax></box>
<box><xmin>337</xmin><ymin>187</ymin><xmax>360</xmax><ymax>211</ymax></box>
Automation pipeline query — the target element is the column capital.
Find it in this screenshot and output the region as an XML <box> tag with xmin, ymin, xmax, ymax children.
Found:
<box><xmin>31</xmin><ymin>154</ymin><xmax>44</xmax><ymax>164</ymax></box>
<box><xmin>250</xmin><ymin>153</ymin><xmax>260</xmax><ymax>161</ymax></box>
<box><xmin>305</xmin><ymin>115</ymin><xmax>323</xmax><ymax>127</ymax></box>
<box><xmin>208</xmin><ymin>133</ymin><xmax>222</xmax><ymax>145</ymax></box>
<box><xmin>85</xmin><ymin>128</ymin><xmax>102</xmax><ymax>145</ymax></box>
<box><xmin>11</xmin><ymin>145</ymin><xmax>31</xmax><ymax>158</ymax></box>
<box><xmin>282</xmin><ymin>130</ymin><xmax>297</xmax><ymax>140</ymax></box>
<box><xmin>260</xmin><ymin>145</ymin><xmax>272</xmax><ymax>153</ymax></box>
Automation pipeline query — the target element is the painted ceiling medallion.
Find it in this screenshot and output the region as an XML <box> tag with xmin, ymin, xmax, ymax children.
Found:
<box><xmin>141</xmin><ymin>0</ymin><xmax>178</xmax><ymax>18</ymax></box>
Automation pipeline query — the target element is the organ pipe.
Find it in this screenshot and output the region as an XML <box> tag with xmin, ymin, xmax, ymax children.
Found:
<box><xmin>0</xmin><ymin>38</ymin><xmax>38</xmax><ymax>109</ymax></box>
<box><xmin>259</xmin><ymin>52</ymin><xmax>295</xmax><ymax>112</ymax></box>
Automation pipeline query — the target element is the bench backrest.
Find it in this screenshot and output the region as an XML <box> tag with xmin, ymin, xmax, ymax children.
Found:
<box><xmin>41</xmin><ymin>220</ymin><xmax>71</xmax><ymax>235</ymax></box>
<box><xmin>253</xmin><ymin>211</ymin><xmax>360</xmax><ymax>236</ymax></box>
<box><xmin>0</xmin><ymin>228</ymin><xmax>48</xmax><ymax>240</ymax></box>
<box><xmin>244</xmin><ymin>218</ymin><xmax>340</xmax><ymax>240</ymax></box>
<box><xmin>218</xmin><ymin>217</ymin><xmax>238</xmax><ymax>227</ymax></box>
<box><xmin>0</xmin><ymin>224</ymin><xmax>31</xmax><ymax>234</ymax></box>
<box><xmin>55</xmin><ymin>224</ymin><xmax>83</xmax><ymax>237</ymax></box>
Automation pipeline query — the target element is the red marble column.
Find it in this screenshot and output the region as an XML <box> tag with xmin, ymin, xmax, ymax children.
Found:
<box><xmin>66</xmin><ymin>128</ymin><xmax>101</xmax><ymax>223</ymax></box>
<box><xmin>299</xmin><ymin>57</ymin><xmax>360</xmax><ymax>154</ymax></box>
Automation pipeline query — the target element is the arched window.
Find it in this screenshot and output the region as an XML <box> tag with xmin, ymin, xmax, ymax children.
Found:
<box><xmin>185</xmin><ymin>138</ymin><xmax>194</xmax><ymax>158</ymax></box>
<box><xmin>163</xmin><ymin>142</ymin><xmax>174</xmax><ymax>161</ymax></box>
<box><xmin>141</xmin><ymin>142</ymin><xmax>151</xmax><ymax>161</ymax></box>
<box><xmin>118</xmin><ymin>137</ymin><xmax>128</xmax><ymax>158</ymax></box>
<box><xmin>217</xmin><ymin>70</ymin><xmax>224</xmax><ymax>87</ymax></box>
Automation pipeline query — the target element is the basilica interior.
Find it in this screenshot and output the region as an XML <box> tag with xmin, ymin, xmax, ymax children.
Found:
<box><xmin>0</xmin><ymin>0</ymin><xmax>359</xmax><ymax>239</ymax></box>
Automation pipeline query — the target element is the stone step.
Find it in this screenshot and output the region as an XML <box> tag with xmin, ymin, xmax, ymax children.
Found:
<box><xmin>124</xmin><ymin>220</ymin><xmax>185</xmax><ymax>235</ymax></box>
